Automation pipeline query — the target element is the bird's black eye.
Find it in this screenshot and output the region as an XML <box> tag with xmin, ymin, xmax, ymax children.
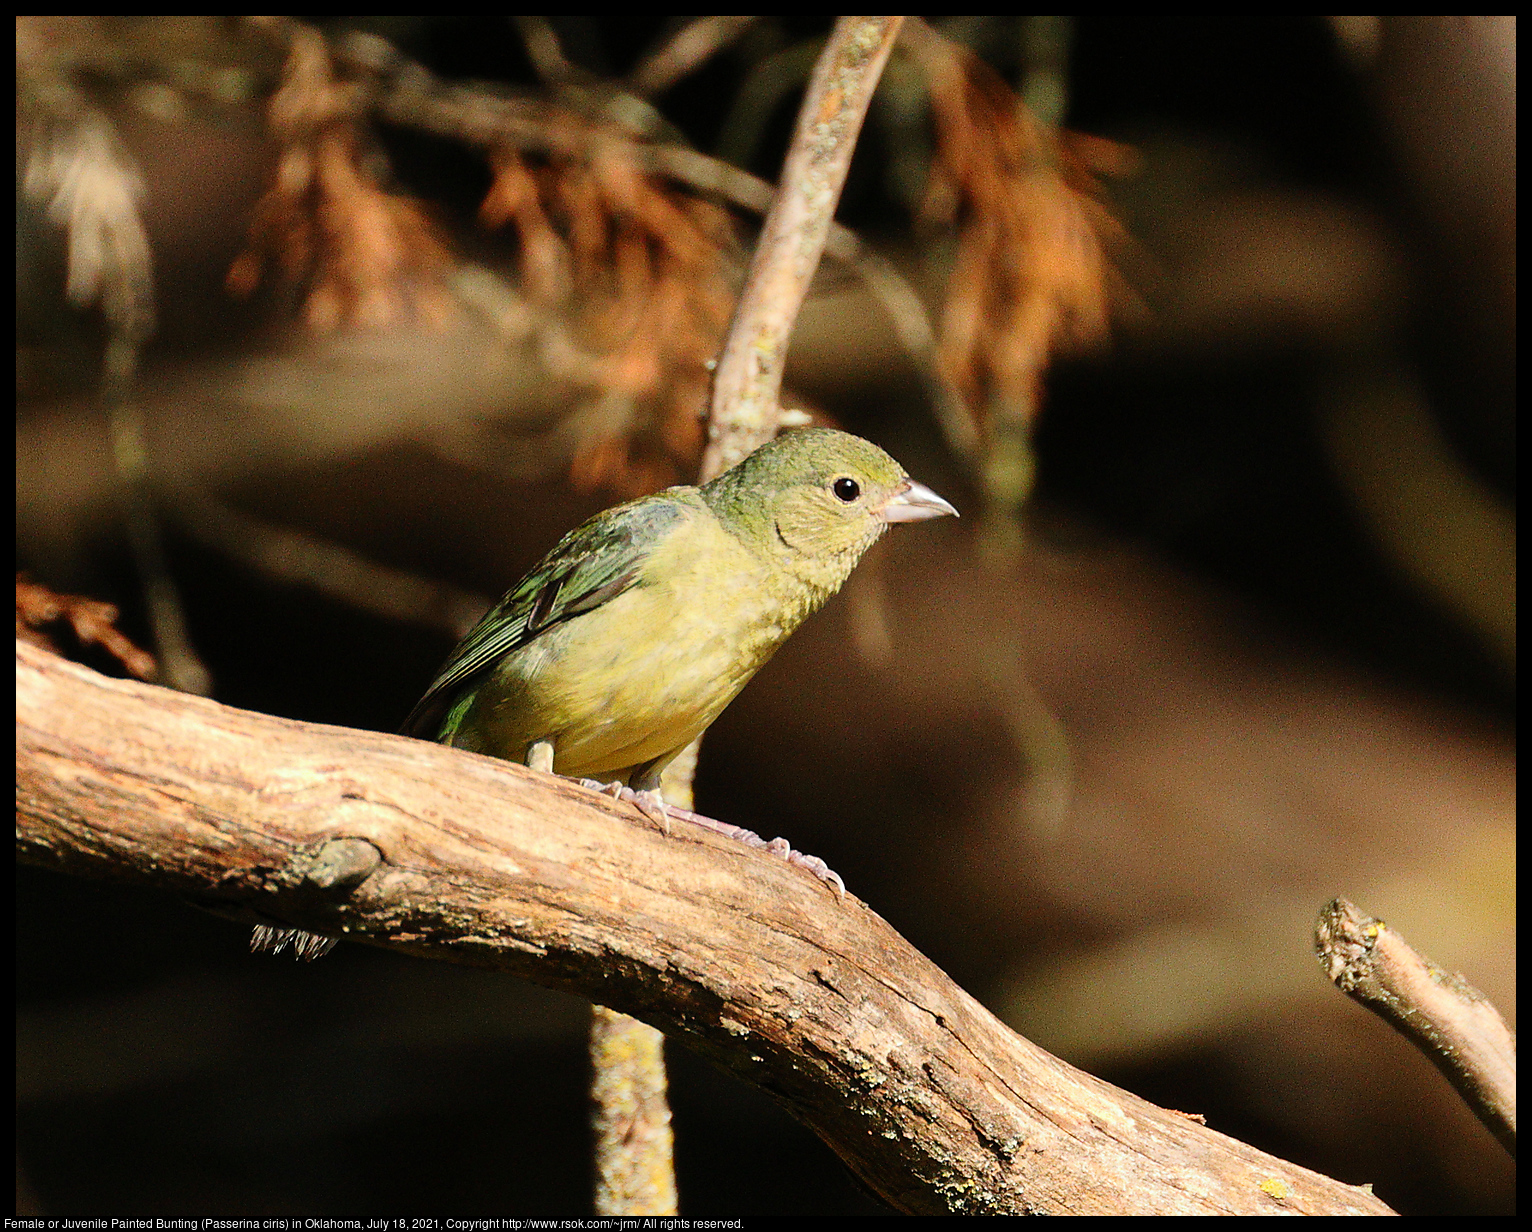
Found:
<box><xmin>833</xmin><ymin>476</ymin><xmax>861</xmax><ymax>502</ymax></box>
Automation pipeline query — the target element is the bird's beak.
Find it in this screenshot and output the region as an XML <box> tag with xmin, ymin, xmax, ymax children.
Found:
<box><xmin>873</xmin><ymin>479</ymin><xmax>960</xmax><ymax>523</ymax></box>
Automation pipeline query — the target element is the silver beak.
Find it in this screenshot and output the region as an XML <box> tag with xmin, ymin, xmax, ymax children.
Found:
<box><xmin>874</xmin><ymin>478</ymin><xmax>960</xmax><ymax>523</ymax></box>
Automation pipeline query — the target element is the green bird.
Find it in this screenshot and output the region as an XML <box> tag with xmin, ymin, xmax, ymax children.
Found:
<box><xmin>401</xmin><ymin>428</ymin><xmax>957</xmax><ymax>812</ymax></box>
<box><xmin>251</xmin><ymin>429</ymin><xmax>953</xmax><ymax>956</ymax></box>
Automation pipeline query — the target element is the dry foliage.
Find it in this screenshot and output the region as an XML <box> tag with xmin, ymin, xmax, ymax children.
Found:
<box><xmin>479</xmin><ymin>140</ymin><xmax>737</xmax><ymax>496</ymax></box>
<box><xmin>229</xmin><ymin>21</ymin><xmax>740</xmax><ymax>498</ymax></box>
<box><xmin>17</xmin><ymin>20</ymin><xmax>157</xmax><ymax>345</ymax></box>
<box><xmin>227</xmin><ymin>25</ymin><xmax>455</xmax><ymax>334</ymax></box>
<box><xmin>16</xmin><ymin>575</ymin><xmax>157</xmax><ymax>681</ymax></box>
<box><xmin>911</xmin><ymin>28</ymin><xmax>1133</xmax><ymax>454</ymax></box>
<box><xmin>22</xmin><ymin>18</ymin><xmax>1135</xmax><ymax>508</ymax></box>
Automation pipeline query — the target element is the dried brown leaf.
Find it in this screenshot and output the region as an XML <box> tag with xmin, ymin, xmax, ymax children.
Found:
<box><xmin>229</xmin><ymin>26</ymin><xmax>454</xmax><ymax>332</ymax></box>
<box><xmin>913</xmin><ymin>31</ymin><xmax>1132</xmax><ymax>436</ymax></box>
<box><xmin>477</xmin><ymin>115</ymin><xmax>738</xmax><ymax>497</ymax></box>
<box><xmin>21</xmin><ymin>113</ymin><xmax>156</xmax><ymax>341</ymax></box>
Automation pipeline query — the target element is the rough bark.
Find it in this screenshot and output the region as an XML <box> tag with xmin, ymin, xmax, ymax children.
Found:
<box><xmin>16</xmin><ymin>641</ymin><xmax>1394</xmax><ymax>1215</ymax></box>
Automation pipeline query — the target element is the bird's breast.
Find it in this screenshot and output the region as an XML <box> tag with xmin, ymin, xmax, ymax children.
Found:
<box><xmin>476</xmin><ymin>518</ymin><xmax>802</xmax><ymax>779</ymax></box>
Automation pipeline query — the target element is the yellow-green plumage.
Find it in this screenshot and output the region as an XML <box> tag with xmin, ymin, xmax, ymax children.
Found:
<box><xmin>402</xmin><ymin>428</ymin><xmax>956</xmax><ymax>788</ymax></box>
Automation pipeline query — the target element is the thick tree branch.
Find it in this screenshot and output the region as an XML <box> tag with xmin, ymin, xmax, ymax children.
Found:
<box><xmin>15</xmin><ymin>641</ymin><xmax>1393</xmax><ymax>1215</ymax></box>
<box><xmin>1316</xmin><ymin>897</ymin><xmax>1516</xmax><ymax>1157</ymax></box>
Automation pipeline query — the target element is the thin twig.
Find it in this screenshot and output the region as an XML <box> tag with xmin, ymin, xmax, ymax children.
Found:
<box><xmin>1315</xmin><ymin>897</ymin><xmax>1516</xmax><ymax>1157</ymax></box>
<box><xmin>104</xmin><ymin>343</ymin><xmax>214</xmax><ymax>697</ymax></box>
<box><xmin>627</xmin><ymin>16</ymin><xmax>759</xmax><ymax>98</ymax></box>
<box><xmin>512</xmin><ymin>16</ymin><xmax>578</xmax><ymax>89</ymax></box>
<box><xmin>700</xmin><ymin>15</ymin><xmax>905</xmax><ymax>479</ymax></box>
<box><xmin>713</xmin><ymin>37</ymin><xmax>826</xmax><ymax>172</ymax></box>
<box><xmin>590</xmin><ymin>1005</ymin><xmax>678</xmax><ymax>1215</ymax></box>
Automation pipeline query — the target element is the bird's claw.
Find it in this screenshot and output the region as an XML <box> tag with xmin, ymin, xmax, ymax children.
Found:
<box><xmin>571</xmin><ymin>779</ymin><xmax>844</xmax><ymax>896</ymax></box>
<box><xmin>627</xmin><ymin>787</ymin><xmax>672</xmax><ymax>834</ymax></box>
<box><xmin>783</xmin><ymin>850</ymin><xmax>846</xmax><ymax>897</ymax></box>
<box><xmin>576</xmin><ymin>778</ymin><xmax>671</xmax><ymax>834</ymax></box>
<box><xmin>695</xmin><ymin>819</ymin><xmax>847</xmax><ymax>898</ymax></box>
<box><xmin>250</xmin><ymin>925</ymin><xmax>338</xmax><ymax>961</ymax></box>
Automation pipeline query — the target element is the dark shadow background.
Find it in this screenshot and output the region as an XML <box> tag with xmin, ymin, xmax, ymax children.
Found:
<box><xmin>17</xmin><ymin>16</ymin><xmax>1515</xmax><ymax>1216</ymax></box>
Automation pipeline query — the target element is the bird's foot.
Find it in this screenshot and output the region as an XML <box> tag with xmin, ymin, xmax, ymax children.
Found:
<box><xmin>571</xmin><ymin>779</ymin><xmax>844</xmax><ymax>896</ymax></box>
<box><xmin>664</xmin><ymin>810</ymin><xmax>846</xmax><ymax>898</ymax></box>
<box><xmin>577</xmin><ymin>778</ymin><xmax>671</xmax><ymax>835</ymax></box>
<box><xmin>626</xmin><ymin>787</ymin><xmax>671</xmax><ymax>834</ymax></box>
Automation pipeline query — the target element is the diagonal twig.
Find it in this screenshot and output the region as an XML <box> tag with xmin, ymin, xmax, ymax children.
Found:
<box><xmin>167</xmin><ymin>489</ymin><xmax>491</xmax><ymax>640</ymax></box>
<box><xmin>627</xmin><ymin>16</ymin><xmax>759</xmax><ymax>99</ymax></box>
<box><xmin>1316</xmin><ymin>897</ymin><xmax>1516</xmax><ymax>1157</ymax></box>
<box><xmin>700</xmin><ymin>15</ymin><xmax>906</xmax><ymax>478</ymax></box>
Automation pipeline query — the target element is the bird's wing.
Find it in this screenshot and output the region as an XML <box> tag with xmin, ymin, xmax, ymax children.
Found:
<box><xmin>400</xmin><ymin>494</ymin><xmax>691</xmax><ymax>740</ymax></box>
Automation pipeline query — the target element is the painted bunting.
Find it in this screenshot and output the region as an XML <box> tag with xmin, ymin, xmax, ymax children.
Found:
<box><xmin>401</xmin><ymin>428</ymin><xmax>957</xmax><ymax>814</ymax></box>
<box><xmin>252</xmin><ymin>429</ymin><xmax>954</xmax><ymax>955</ymax></box>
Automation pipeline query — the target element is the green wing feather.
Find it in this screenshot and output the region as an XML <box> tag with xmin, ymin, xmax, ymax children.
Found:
<box><xmin>400</xmin><ymin>494</ymin><xmax>692</xmax><ymax>741</ymax></box>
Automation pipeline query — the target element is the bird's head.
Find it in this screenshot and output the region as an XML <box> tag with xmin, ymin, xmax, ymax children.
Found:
<box><xmin>704</xmin><ymin>428</ymin><xmax>957</xmax><ymax>585</ymax></box>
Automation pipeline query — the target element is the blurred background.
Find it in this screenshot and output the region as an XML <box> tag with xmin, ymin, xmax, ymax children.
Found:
<box><xmin>16</xmin><ymin>16</ymin><xmax>1514</xmax><ymax>1216</ymax></box>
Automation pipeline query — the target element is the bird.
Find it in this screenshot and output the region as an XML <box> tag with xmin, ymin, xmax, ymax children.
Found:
<box><xmin>400</xmin><ymin>427</ymin><xmax>958</xmax><ymax>820</ymax></box>
<box><xmin>251</xmin><ymin>428</ymin><xmax>954</xmax><ymax>956</ymax></box>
